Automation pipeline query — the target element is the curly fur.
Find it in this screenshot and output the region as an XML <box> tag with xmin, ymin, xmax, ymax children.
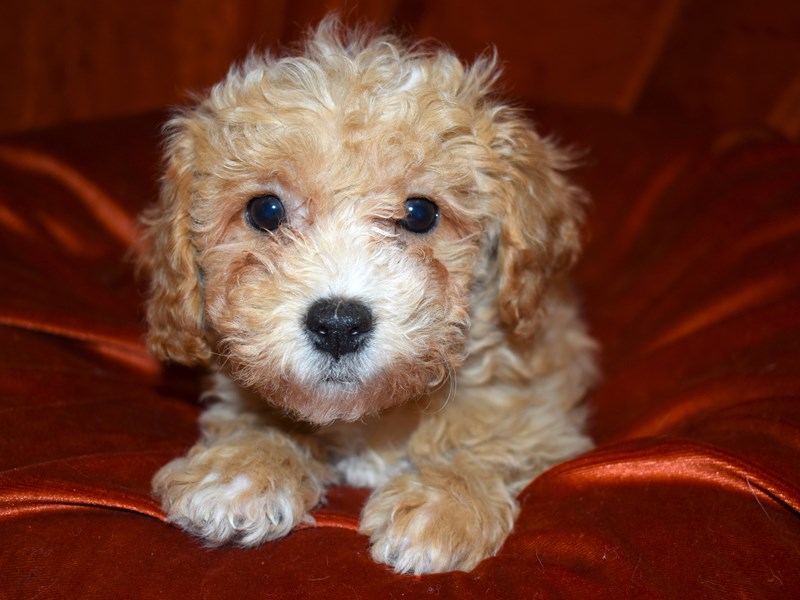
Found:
<box><xmin>140</xmin><ymin>16</ymin><xmax>597</xmax><ymax>574</ymax></box>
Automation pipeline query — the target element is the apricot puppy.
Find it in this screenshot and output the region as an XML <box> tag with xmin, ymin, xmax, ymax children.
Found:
<box><xmin>141</xmin><ymin>17</ymin><xmax>597</xmax><ymax>574</ymax></box>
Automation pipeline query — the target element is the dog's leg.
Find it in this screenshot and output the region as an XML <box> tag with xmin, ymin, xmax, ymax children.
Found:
<box><xmin>152</xmin><ymin>376</ymin><xmax>332</xmax><ymax>546</ymax></box>
<box><xmin>360</xmin><ymin>385</ymin><xmax>593</xmax><ymax>574</ymax></box>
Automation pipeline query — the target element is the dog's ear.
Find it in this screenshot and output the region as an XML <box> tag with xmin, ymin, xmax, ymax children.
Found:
<box><xmin>138</xmin><ymin>114</ymin><xmax>211</xmax><ymax>365</ymax></box>
<box><xmin>489</xmin><ymin>110</ymin><xmax>586</xmax><ymax>345</ymax></box>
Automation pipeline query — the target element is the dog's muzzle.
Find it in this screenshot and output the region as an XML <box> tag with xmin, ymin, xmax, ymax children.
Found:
<box><xmin>304</xmin><ymin>297</ymin><xmax>374</xmax><ymax>360</ymax></box>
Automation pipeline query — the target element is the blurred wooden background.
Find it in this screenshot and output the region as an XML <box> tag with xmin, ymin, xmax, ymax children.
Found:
<box><xmin>1</xmin><ymin>0</ymin><xmax>798</xmax><ymax>137</ymax></box>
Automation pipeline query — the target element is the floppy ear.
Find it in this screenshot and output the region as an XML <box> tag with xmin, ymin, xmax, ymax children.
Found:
<box><xmin>491</xmin><ymin>110</ymin><xmax>586</xmax><ymax>344</ymax></box>
<box><xmin>138</xmin><ymin>114</ymin><xmax>211</xmax><ymax>365</ymax></box>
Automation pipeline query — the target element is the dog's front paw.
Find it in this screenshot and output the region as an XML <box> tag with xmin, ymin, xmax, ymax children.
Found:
<box><xmin>360</xmin><ymin>467</ymin><xmax>519</xmax><ymax>574</ymax></box>
<box><xmin>153</xmin><ymin>432</ymin><xmax>325</xmax><ymax>546</ymax></box>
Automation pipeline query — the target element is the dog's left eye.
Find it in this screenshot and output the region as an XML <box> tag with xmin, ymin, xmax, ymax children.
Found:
<box><xmin>246</xmin><ymin>194</ymin><xmax>287</xmax><ymax>232</ymax></box>
<box><xmin>398</xmin><ymin>197</ymin><xmax>439</xmax><ymax>234</ymax></box>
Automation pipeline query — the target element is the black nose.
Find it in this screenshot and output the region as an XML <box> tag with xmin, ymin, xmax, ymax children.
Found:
<box><xmin>304</xmin><ymin>298</ymin><xmax>374</xmax><ymax>360</ymax></box>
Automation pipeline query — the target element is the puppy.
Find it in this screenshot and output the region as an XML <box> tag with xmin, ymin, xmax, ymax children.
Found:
<box><xmin>140</xmin><ymin>16</ymin><xmax>597</xmax><ymax>574</ymax></box>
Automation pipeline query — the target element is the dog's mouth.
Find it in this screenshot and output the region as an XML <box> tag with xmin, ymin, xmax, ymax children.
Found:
<box><xmin>305</xmin><ymin>345</ymin><xmax>372</xmax><ymax>390</ymax></box>
<box><xmin>232</xmin><ymin>347</ymin><xmax>442</xmax><ymax>425</ymax></box>
<box><xmin>319</xmin><ymin>373</ymin><xmax>359</xmax><ymax>385</ymax></box>
<box><xmin>315</xmin><ymin>361</ymin><xmax>365</xmax><ymax>388</ymax></box>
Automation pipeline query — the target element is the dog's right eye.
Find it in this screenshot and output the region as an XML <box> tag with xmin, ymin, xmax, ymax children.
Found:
<box><xmin>246</xmin><ymin>195</ymin><xmax>287</xmax><ymax>232</ymax></box>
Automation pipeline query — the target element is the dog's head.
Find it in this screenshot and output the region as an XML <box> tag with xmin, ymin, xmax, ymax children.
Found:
<box><xmin>140</xmin><ymin>17</ymin><xmax>585</xmax><ymax>424</ymax></box>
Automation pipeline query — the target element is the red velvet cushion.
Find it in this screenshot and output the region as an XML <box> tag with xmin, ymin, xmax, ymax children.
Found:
<box><xmin>1</xmin><ymin>108</ymin><xmax>798</xmax><ymax>598</ymax></box>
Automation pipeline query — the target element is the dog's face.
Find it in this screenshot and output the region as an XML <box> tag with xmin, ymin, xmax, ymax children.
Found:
<box><xmin>141</xmin><ymin>23</ymin><xmax>584</xmax><ymax>424</ymax></box>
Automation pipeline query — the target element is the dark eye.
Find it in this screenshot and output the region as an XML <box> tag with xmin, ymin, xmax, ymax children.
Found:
<box><xmin>246</xmin><ymin>194</ymin><xmax>286</xmax><ymax>232</ymax></box>
<box><xmin>398</xmin><ymin>197</ymin><xmax>439</xmax><ymax>234</ymax></box>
